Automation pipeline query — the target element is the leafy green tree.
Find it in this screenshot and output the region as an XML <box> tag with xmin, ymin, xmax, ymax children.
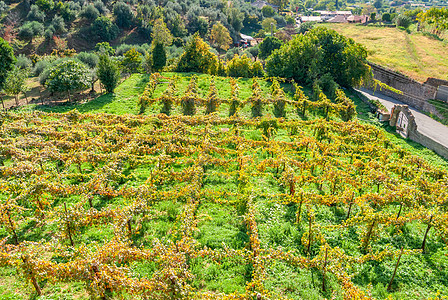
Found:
<box><xmin>80</xmin><ymin>4</ymin><xmax>100</xmax><ymax>22</ymax></box>
<box><xmin>97</xmin><ymin>54</ymin><xmax>121</xmax><ymax>94</ymax></box>
<box><xmin>95</xmin><ymin>42</ymin><xmax>115</xmax><ymax>56</ymax></box>
<box><xmin>113</xmin><ymin>1</ymin><xmax>134</xmax><ymax>28</ymax></box>
<box><xmin>382</xmin><ymin>13</ymin><xmax>391</xmax><ymax>22</ymax></box>
<box><xmin>18</xmin><ymin>21</ymin><xmax>44</xmax><ymax>42</ymax></box>
<box><xmin>176</xmin><ymin>33</ymin><xmax>219</xmax><ymax>74</ymax></box>
<box><xmin>122</xmin><ymin>48</ymin><xmax>142</xmax><ymax>74</ymax></box>
<box><xmin>2</xmin><ymin>66</ymin><xmax>29</xmax><ymax>106</ymax></box>
<box><xmin>258</xmin><ymin>36</ymin><xmax>283</xmax><ymax>60</ymax></box>
<box><xmin>92</xmin><ymin>17</ymin><xmax>119</xmax><ymax>41</ymax></box>
<box><xmin>266</xmin><ymin>27</ymin><xmax>370</xmax><ymax>87</ymax></box>
<box><xmin>45</xmin><ymin>60</ymin><xmax>89</xmax><ymax>101</ymax></box>
<box><xmin>151</xmin><ymin>18</ymin><xmax>173</xmax><ymax>46</ymax></box>
<box><xmin>209</xmin><ymin>22</ymin><xmax>232</xmax><ymax>53</ymax></box>
<box><xmin>0</xmin><ymin>38</ymin><xmax>16</xmax><ymax>91</ymax></box>
<box><xmin>227</xmin><ymin>7</ymin><xmax>244</xmax><ymax>32</ymax></box>
<box><xmin>262</xmin><ymin>18</ymin><xmax>277</xmax><ymax>33</ymax></box>
<box><xmin>27</xmin><ymin>5</ymin><xmax>45</xmax><ymax>22</ymax></box>
<box><xmin>262</xmin><ymin>6</ymin><xmax>275</xmax><ymax>17</ymax></box>
<box><xmin>152</xmin><ymin>43</ymin><xmax>166</xmax><ymax>71</ymax></box>
<box><xmin>373</xmin><ymin>0</ymin><xmax>383</xmax><ymax>9</ymax></box>
<box><xmin>395</xmin><ymin>14</ymin><xmax>412</xmax><ymax>29</ymax></box>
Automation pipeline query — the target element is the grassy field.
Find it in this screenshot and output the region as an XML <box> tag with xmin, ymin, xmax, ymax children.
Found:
<box><xmin>321</xmin><ymin>23</ymin><xmax>448</xmax><ymax>82</ymax></box>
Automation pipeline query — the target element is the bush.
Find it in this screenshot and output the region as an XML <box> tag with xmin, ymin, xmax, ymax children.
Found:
<box><xmin>395</xmin><ymin>14</ymin><xmax>412</xmax><ymax>29</ymax></box>
<box><xmin>97</xmin><ymin>54</ymin><xmax>121</xmax><ymax>93</ymax></box>
<box><xmin>27</xmin><ymin>5</ymin><xmax>45</xmax><ymax>22</ymax></box>
<box><xmin>77</xmin><ymin>52</ymin><xmax>99</xmax><ymax>68</ymax></box>
<box><xmin>266</xmin><ymin>27</ymin><xmax>370</xmax><ymax>87</ymax></box>
<box><xmin>298</xmin><ymin>21</ymin><xmax>315</xmax><ymax>34</ymax></box>
<box><xmin>33</xmin><ymin>59</ymin><xmax>51</xmax><ymax>76</ymax></box>
<box><xmin>16</xmin><ymin>54</ymin><xmax>32</xmax><ymax>69</ymax></box>
<box><xmin>113</xmin><ymin>1</ymin><xmax>134</xmax><ymax>28</ymax></box>
<box><xmin>44</xmin><ymin>25</ymin><xmax>55</xmax><ymax>40</ymax></box>
<box><xmin>95</xmin><ymin>42</ymin><xmax>115</xmax><ymax>56</ymax></box>
<box><xmin>80</xmin><ymin>4</ymin><xmax>100</xmax><ymax>21</ymax></box>
<box><xmin>45</xmin><ymin>60</ymin><xmax>90</xmax><ymax>100</ymax></box>
<box><xmin>51</xmin><ymin>15</ymin><xmax>67</xmax><ymax>34</ymax></box>
<box><xmin>122</xmin><ymin>48</ymin><xmax>142</xmax><ymax>73</ymax></box>
<box><xmin>262</xmin><ymin>5</ymin><xmax>275</xmax><ymax>17</ymax></box>
<box><xmin>258</xmin><ymin>36</ymin><xmax>283</xmax><ymax>60</ymax></box>
<box><xmin>152</xmin><ymin>42</ymin><xmax>166</xmax><ymax>71</ymax></box>
<box><xmin>93</xmin><ymin>0</ymin><xmax>109</xmax><ymax>15</ymax></box>
<box><xmin>176</xmin><ymin>34</ymin><xmax>219</xmax><ymax>74</ymax></box>
<box><xmin>382</xmin><ymin>13</ymin><xmax>391</xmax><ymax>22</ymax></box>
<box><xmin>0</xmin><ymin>1</ymin><xmax>7</xmax><ymax>15</ymax></box>
<box><xmin>18</xmin><ymin>21</ymin><xmax>44</xmax><ymax>41</ymax></box>
<box><xmin>92</xmin><ymin>16</ymin><xmax>119</xmax><ymax>42</ymax></box>
<box><xmin>226</xmin><ymin>55</ymin><xmax>264</xmax><ymax>78</ymax></box>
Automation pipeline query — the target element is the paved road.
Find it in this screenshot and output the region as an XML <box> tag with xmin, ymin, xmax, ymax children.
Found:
<box><xmin>356</xmin><ymin>88</ymin><xmax>448</xmax><ymax>149</ymax></box>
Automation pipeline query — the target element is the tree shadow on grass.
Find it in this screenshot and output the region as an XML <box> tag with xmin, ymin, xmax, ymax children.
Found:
<box><xmin>32</xmin><ymin>93</ymin><xmax>116</xmax><ymax>114</ymax></box>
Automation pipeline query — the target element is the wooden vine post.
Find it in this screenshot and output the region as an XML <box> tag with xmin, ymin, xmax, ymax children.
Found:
<box><xmin>22</xmin><ymin>255</ymin><xmax>42</xmax><ymax>296</ymax></box>
<box><xmin>387</xmin><ymin>247</ymin><xmax>404</xmax><ymax>292</ymax></box>
<box><xmin>421</xmin><ymin>215</ymin><xmax>433</xmax><ymax>254</ymax></box>
<box><xmin>307</xmin><ymin>213</ymin><xmax>313</xmax><ymax>255</ymax></box>
<box><xmin>322</xmin><ymin>246</ymin><xmax>328</xmax><ymax>292</ymax></box>
<box><xmin>64</xmin><ymin>203</ymin><xmax>74</xmax><ymax>247</ymax></box>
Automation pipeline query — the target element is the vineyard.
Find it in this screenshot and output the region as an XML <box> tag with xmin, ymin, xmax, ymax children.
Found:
<box><xmin>1</xmin><ymin>74</ymin><xmax>448</xmax><ymax>299</ymax></box>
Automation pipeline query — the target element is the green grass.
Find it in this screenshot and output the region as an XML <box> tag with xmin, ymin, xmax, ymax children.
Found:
<box><xmin>320</xmin><ymin>23</ymin><xmax>448</xmax><ymax>82</ymax></box>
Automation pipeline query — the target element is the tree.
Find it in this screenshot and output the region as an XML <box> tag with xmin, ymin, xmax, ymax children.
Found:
<box><xmin>0</xmin><ymin>38</ymin><xmax>16</xmax><ymax>91</ymax></box>
<box><xmin>151</xmin><ymin>18</ymin><xmax>173</xmax><ymax>46</ymax></box>
<box><xmin>152</xmin><ymin>42</ymin><xmax>166</xmax><ymax>71</ymax></box>
<box><xmin>227</xmin><ymin>7</ymin><xmax>244</xmax><ymax>32</ymax></box>
<box><xmin>97</xmin><ymin>54</ymin><xmax>121</xmax><ymax>94</ymax></box>
<box><xmin>268</xmin><ymin>0</ymin><xmax>288</xmax><ymax>11</ymax></box>
<box><xmin>382</xmin><ymin>13</ymin><xmax>391</xmax><ymax>22</ymax></box>
<box><xmin>18</xmin><ymin>21</ymin><xmax>44</xmax><ymax>42</ymax></box>
<box><xmin>209</xmin><ymin>22</ymin><xmax>232</xmax><ymax>53</ymax></box>
<box><xmin>176</xmin><ymin>33</ymin><xmax>219</xmax><ymax>74</ymax></box>
<box><xmin>45</xmin><ymin>60</ymin><xmax>89</xmax><ymax>101</ymax></box>
<box><xmin>417</xmin><ymin>7</ymin><xmax>448</xmax><ymax>36</ymax></box>
<box><xmin>92</xmin><ymin>16</ymin><xmax>119</xmax><ymax>41</ymax></box>
<box><xmin>262</xmin><ymin>18</ymin><xmax>277</xmax><ymax>34</ymax></box>
<box><xmin>373</xmin><ymin>0</ymin><xmax>383</xmax><ymax>9</ymax></box>
<box><xmin>262</xmin><ymin>6</ymin><xmax>275</xmax><ymax>17</ymax></box>
<box><xmin>258</xmin><ymin>36</ymin><xmax>283</xmax><ymax>60</ymax></box>
<box><xmin>80</xmin><ymin>4</ymin><xmax>100</xmax><ymax>22</ymax></box>
<box><xmin>113</xmin><ymin>1</ymin><xmax>134</xmax><ymax>28</ymax></box>
<box><xmin>3</xmin><ymin>66</ymin><xmax>29</xmax><ymax>106</ymax></box>
<box><xmin>95</xmin><ymin>42</ymin><xmax>115</xmax><ymax>56</ymax></box>
<box><xmin>27</xmin><ymin>5</ymin><xmax>45</xmax><ymax>22</ymax></box>
<box><xmin>122</xmin><ymin>48</ymin><xmax>142</xmax><ymax>74</ymax></box>
<box><xmin>266</xmin><ymin>27</ymin><xmax>371</xmax><ymax>87</ymax></box>
<box><xmin>395</xmin><ymin>14</ymin><xmax>412</xmax><ymax>29</ymax></box>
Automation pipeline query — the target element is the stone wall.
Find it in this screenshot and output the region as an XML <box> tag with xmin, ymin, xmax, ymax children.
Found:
<box><xmin>369</xmin><ymin>62</ymin><xmax>437</xmax><ymax>100</ymax></box>
<box><xmin>389</xmin><ymin>104</ymin><xmax>448</xmax><ymax>160</ymax></box>
<box><xmin>424</xmin><ymin>77</ymin><xmax>448</xmax><ymax>88</ymax></box>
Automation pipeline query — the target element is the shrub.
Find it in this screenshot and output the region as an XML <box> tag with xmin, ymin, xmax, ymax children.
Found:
<box><xmin>226</xmin><ymin>55</ymin><xmax>264</xmax><ymax>78</ymax></box>
<box><xmin>122</xmin><ymin>48</ymin><xmax>142</xmax><ymax>74</ymax></box>
<box><xmin>0</xmin><ymin>37</ymin><xmax>16</xmax><ymax>91</ymax></box>
<box><xmin>33</xmin><ymin>59</ymin><xmax>51</xmax><ymax>76</ymax></box>
<box><xmin>51</xmin><ymin>15</ymin><xmax>67</xmax><ymax>34</ymax></box>
<box><xmin>152</xmin><ymin>42</ymin><xmax>166</xmax><ymax>71</ymax></box>
<box><xmin>262</xmin><ymin>5</ymin><xmax>274</xmax><ymax>17</ymax></box>
<box><xmin>113</xmin><ymin>1</ymin><xmax>134</xmax><ymax>28</ymax></box>
<box><xmin>27</xmin><ymin>5</ymin><xmax>45</xmax><ymax>22</ymax></box>
<box><xmin>18</xmin><ymin>21</ymin><xmax>44</xmax><ymax>41</ymax></box>
<box><xmin>16</xmin><ymin>54</ymin><xmax>32</xmax><ymax>69</ymax></box>
<box><xmin>258</xmin><ymin>36</ymin><xmax>283</xmax><ymax>60</ymax></box>
<box><xmin>93</xmin><ymin>0</ymin><xmax>109</xmax><ymax>15</ymax></box>
<box><xmin>77</xmin><ymin>52</ymin><xmax>99</xmax><ymax>68</ymax></box>
<box><xmin>395</xmin><ymin>14</ymin><xmax>412</xmax><ymax>29</ymax></box>
<box><xmin>92</xmin><ymin>16</ymin><xmax>119</xmax><ymax>42</ymax></box>
<box><xmin>95</xmin><ymin>42</ymin><xmax>115</xmax><ymax>56</ymax></box>
<box><xmin>97</xmin><ymin>54</ymin><xmax>121</xmax><ymax>94</ymax></box>
<box><xmin>176</xmin><ymin>34</ymin><xmax>219</xmax><ymax>74</ymax></box>
<box><xmin>80</xmin><ymin>4</ymin><xmax>100</xmax><ymax>21</ymax></box>
<box><xmin>0</xmin><ymin>1</ymin><xmax>7</xmax><ymax>15</ymax></box>
<box><xmin>382</xmin><ymin>13</ymin><xmax>391</xmax><ymax>22</ymax></box>
<box><xmin>45</xmin><ymin>60</ymin><xmax>90</xmax><ymax>101</ymax></box>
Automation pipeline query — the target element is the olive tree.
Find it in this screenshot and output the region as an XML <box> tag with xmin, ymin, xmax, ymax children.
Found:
<box><xmin>45</xmin><ymin>60</ymin><xmax>90</xmax><ymax>101</ymax></box>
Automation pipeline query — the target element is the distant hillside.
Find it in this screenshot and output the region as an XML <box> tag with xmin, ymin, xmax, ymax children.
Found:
<box><xmin>321</xmin><ymin>23</ymin><xmax>448</xmax><ymax>82</ymax></box>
